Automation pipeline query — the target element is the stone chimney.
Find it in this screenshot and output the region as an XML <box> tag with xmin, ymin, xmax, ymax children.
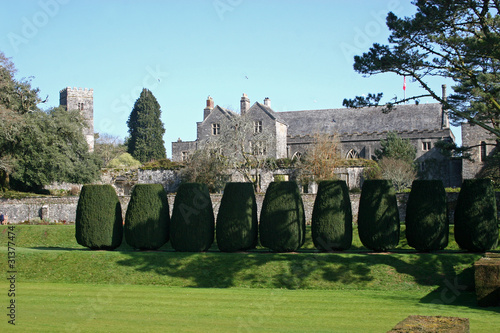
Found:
<box><xmin>240</xmin><ymin>93</ymin><xmax>250</xmax><ymax>115</ymax></box>
<box><xmin>204</xmin><ymin>96</ymin><xmax>214</xmax><ymax>120</ymax></box>
<box><xmin>441</xmin><ymin>84</ymin><xmax>449</xmax><ymax>128</ymax></box>
<box><xmin>264</xmin><ymin>97</ymin><xmax>271</xmax><ymax>107</ymax></box>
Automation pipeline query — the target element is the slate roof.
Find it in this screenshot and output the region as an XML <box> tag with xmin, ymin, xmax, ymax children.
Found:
<box><xmin>277</xmin><ymin>103</ymin><xmax>445</xmax><ymax>136</ymax></box>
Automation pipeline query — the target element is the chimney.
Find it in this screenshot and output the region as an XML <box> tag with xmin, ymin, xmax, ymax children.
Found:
<box><xmin>441</xmin><ymin>84</ymin><xmax>449</xmax><ymax>128</ymax></box>
<box><xmin>264</xmin><ymin>97</ymin><xmax>271</xmax><ymax>107</ymax></box>
<box><xmin>240</xmin><ymin>93</ymin><xmax>250</xmax><ymax>115</ymax></box>
<box><xmin>204</xmin><ymin>96</ymin><xmax>214</xmax><ymax>120</ymax></box>
<box><xmin>442</xmin><ymin>84</ymin><xmax>447</xmax><ymax>102</ymax></box>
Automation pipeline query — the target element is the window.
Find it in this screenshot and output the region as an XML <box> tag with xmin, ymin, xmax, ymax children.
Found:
<box><xmin>346</xmin><ymin>149</ymin><xmax>359</xmax><ymax>159</ymax></box>
<box><xmin>420</xmin><ymin>162</ymin><xmax>426</xmax><ymax>171</ymax></box>
<box><xmin>77</xmin><ymin>102</ymin><xmax>84</xmax><ymax>110</ymax></box>
<box><xmin>181</xmin><ymin>151</ymin><xmax>188</xmax><ymax>162</ymax></box>
<box><xmin>254</xmin><ymin>121</ymin><xmax>263</xmax><ymax>133</ymax></box>
<box><xmin>251</xmin><ymin>141</ymin><xmax>267</xmax><ymax>156</ymax></box>
<box><xmin>212</xmin><ymin>123</ymin><xmax>220</xmax><ymax>135</ymax></box>
<box><xmin>422</xmin><ymin>142</ymin><xmax>432</xmax><ymax>151</ymax></box>
<box><xmin>480</xmin><ymin>141</ymin><xmax>487</xmax><ymax>162</ymax></box>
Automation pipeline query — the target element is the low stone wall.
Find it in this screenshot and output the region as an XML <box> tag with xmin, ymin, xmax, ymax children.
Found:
<box><xmin>0</xmin><ymin>192</ymin><xmax>473</xmax><ymax>225</ymax></box>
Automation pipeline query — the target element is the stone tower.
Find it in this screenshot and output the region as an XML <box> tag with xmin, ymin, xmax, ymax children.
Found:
<box><xmin>59</xmin><ymin>87</ymin><xmax>94</xmax><ymax>151</ymax></box>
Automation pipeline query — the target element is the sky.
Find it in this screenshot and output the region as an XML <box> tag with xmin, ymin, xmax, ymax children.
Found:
<box><xmin>0</xmin><ymin>0</ymin><xmax>460</xmax><ymax>157</ymax></box>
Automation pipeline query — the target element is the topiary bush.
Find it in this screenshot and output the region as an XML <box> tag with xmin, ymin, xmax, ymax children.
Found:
<box><xmin>311</xmin><ymin>180</ymin><xmax>352</xmax><ymax>251</ymax></box>
<box><xmin>454</xmin><ymin>179</ymin><xmax>499</xmax><ymax>252</ymax></box>
<box><xmin>405</xmin><ymin>180</ymin><xmax>449</xmax><ymax>251</ymax></box>
<box><xmin>124</xmin><ymin>184</ymin><xmax>170</xmax><ymax>250</ymax></box>
<box><xmin>357</xmin><ymin>180</ymin><xmax>400</xmax><ymax>251</ymax></box>
<box><xmin>216</xmin><ymin>182</ymin><xmax>258</xmax><ymax>252</ymax></box>
<box><xmin>259</xmin><ymin>181</ymin><xmax>306</xmax><ymax>252</ymax></box>
<box><xmin>75</xmin><ymin>184</ymin><xmax>123</xmax><ymax>250</ymax></box>
<box><xmin>170</xmin><ymin>183</ymin><xmax>214</xmax><ymax>252</ymax></box>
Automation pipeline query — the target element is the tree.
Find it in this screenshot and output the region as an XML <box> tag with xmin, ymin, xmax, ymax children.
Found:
<box><xmin>298</xmin><ymin>133</ymin><xmax>342</xmax><ymax>183</ymax></box>
<box><xmin>342</xmin><ymin>92</ymin><xmax>383</xmax><ymax>108</ymax></box>
<box><xmin>351</xmin><ymin>0</ymin><xmax>500</xmax><ymax>140</ymax></box>
<box><xmin>376</xmin><ymin>132</ymin><xmax>416</xmax><ymax>164</ymax></box>
<box><xmin>94</xmin><ymin>133</ymin><xmax>126</xmax><ymax>167</ymax></box>
<box><xmin>127</xmin><ymin>88</ymin><xmax>166</xmax><ymax>163</ymax></box>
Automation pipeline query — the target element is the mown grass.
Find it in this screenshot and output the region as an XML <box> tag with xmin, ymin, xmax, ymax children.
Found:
<box><xmin>0</xmin><ymin>283</ymin><xmax>498</xmax><ymax>333</ymax></box>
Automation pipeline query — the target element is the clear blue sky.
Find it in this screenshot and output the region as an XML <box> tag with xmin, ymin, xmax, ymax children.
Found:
<box><xmin>0</xmin><ymin>0</ymin><xmax>460</xmax><ymax>156</ymax></box>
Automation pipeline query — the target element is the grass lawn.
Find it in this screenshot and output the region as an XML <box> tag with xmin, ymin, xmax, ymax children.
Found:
<box><xmin>0</xmin><ymin>225</ymin><xmax>498</xmax><ymax>332</ymax></box>
<box><xmin>0</xmin><ymin>283</ymin><xmax>499</xmax><ymax>333</ymax></box>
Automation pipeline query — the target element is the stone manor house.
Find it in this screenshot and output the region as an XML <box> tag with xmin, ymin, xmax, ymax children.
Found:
<box><xmin>171</xmin><ymin>93</ymin><xmax>496</xmax><ymax>188</ymax></box>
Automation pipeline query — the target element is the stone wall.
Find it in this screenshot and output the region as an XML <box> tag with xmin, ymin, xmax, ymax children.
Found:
<box><xmin>1</xmin><ymin>192</ymin><xmax>483</xmax><ymax>225</ymax></box>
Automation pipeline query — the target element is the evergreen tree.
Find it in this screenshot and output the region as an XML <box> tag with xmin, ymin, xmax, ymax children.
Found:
<box><xmin>127</xmin><ymin>88</ymin><xmax>166</xmax><ymax>163</ymax></box>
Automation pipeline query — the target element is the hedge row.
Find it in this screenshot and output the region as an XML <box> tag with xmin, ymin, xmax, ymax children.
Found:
<box><xmin>75</xmin><ymin>179</ymin><xmax>499</xmax><ymax>253</ymax></box>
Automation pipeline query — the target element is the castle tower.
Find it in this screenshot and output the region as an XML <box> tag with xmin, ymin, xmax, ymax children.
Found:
<box><xmin>59</xmin><ymin>87</ymin><xmax>94</xmax><ymax>151</ymax></box>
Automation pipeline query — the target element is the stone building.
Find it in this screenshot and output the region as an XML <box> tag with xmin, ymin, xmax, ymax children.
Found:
<box><xmin>172</xmin><ymin>94</ymin><xmax>461</xmax><ymax>187</ymax></box>
<box><xmin>59</xmin><ymin>87</ymin><xmax>94</xmax><ymax>151</ymax></box>
<box><xmin>461</xmin><ymin>122</ymin><xmax>497</xmax><ymax>179</ymax></box>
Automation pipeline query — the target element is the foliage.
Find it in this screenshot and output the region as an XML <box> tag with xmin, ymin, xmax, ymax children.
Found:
<box><xmin>405</xmin><ymin>180</ymin><xmax>449</xmax><ymax>251</ymax></box>
<box><xmin>216</xmin><ymin>182</ymin><xmax>258</xmax><ymax>252</ymax></box>
<box><xmin>378</xmin><ymin>157</ymin><xmax>417</xmax><ymax>192</ymax></box>
<box><xmin>358</xmin><ymin>180</ymin><xmax>400</xmax><ymax>251</ymax></box>
<box><xmin>342</xmin><ymin>92</ymin><xmax>383</xmax><ymax>108</ymax></box>
<box><xmin>170</xmin><ymin>183</ymin><xmax>214</xmax><ymax>252</ymax></box>
<box><xmin>376</xmin><ymin>132</ymin><xmax>416</xmax><ymax>164</ymax></box>
<box><xmin>126</xmin><ymin>88</ymin><xmax>166</xmax><ymax>163</ymax></box>
<box><xmin>180</xmin><ymin>144</ymin><xmax>228</xmax><ymax>193</ymax></box>
<box><xmin>94</xmin><ymin>133</ymin><xmax>126</xmax><ymax>167</ymax></box>
<box><xmin>124</xmin><ymin>184</ymin><xmax>169</xmax><ymax>250</ymax></box>
<box><xmin>0</xmin><ymin>52</ymin><xmax>100</xmax><ymax>192</ymax></box>
<box><xmin>477</xmin><ymin>147</ymin><xmax>500</xmax><ymax>186</ymax></box>
<box><xmin>351</xmin><ymin>0</ymin><xmax>500</xmax><ymax>139</ymax></box>
<box><xmin>107</xmin><ymin>153</ymin><xmax>142</xmax><ymax>169</ymax></box>
<box><xmin>259</xmin><ymin>181</ymin><xmax>306</xmax><ymax>252</ymax></box>
<box><xmin>140</xmin><ymin>158</ymin><xmax>183</xmax><ymax>170</ymax></box>
<box><xmin>311</xmin><ymin>180</ymin><xmax>352</xmax><ymax>251</ymax></box>
<box><xmin>454</xmin><ymin>179</ymin><xmax>499</xmax><ymax>252</ymax></box>
<box><xmin>10</xmin><ymin>107</ymin><xmax>101</xmax><ymax>191</ymax></box>
<box><xmin>75</xmin><ymin>184</ymin><xmax>123</xmax><ymax>250</ymax></box>
<box><xmin>298</xmin><ymin>133</ymin><xmax>342</xmax><ymax>183</ymax></box>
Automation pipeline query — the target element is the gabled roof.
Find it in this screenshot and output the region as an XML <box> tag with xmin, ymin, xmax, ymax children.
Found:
<box><xmin>247</xmin><ymin>102</ymin><xmax>287</xmax><ymax>125</ymax></box>
<box><xmin>202</xmin><ymin>105</ymin><xmax>238</xmax><ymax>123</ymax></box>
<box><xmin>278</xmin><ymin>103</ymin><xmax>446</xmax><ymax>136</ymax></box>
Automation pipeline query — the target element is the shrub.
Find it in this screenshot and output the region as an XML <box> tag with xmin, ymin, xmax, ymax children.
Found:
<box><xmin>259</xmin><ymin>181</ymin><xmax>306</xmax><ymax>252</ymax></box>
<box><xmin>170</xmin><ymin>183</ymin><xmax>214</xmax><ymax>252</ymax></box>
<box><xmin>107</xmin><ymin>153</ymin><xmax>142</xmax><ymax>169</ymax></box>
<box><xmin>454</xmin><ymin>179</ymin><xmax>499</xmax><ymax>252</ymax></box>
<box><xmin>358</xmin><ymin>180</ymin><xmax>400</xmax><ymax>251</ymax></box>
<box><xmin>311</xmin><ymin>180</ymin><xmax>352</xmax><ymax>251</ymax></box>
<box><xmin>75</xmin><ymin>184</ymin><xmax>123</xmax><ymax>250</ymax></box>
<box><xmin>216</xmin><ymin>182</ymin><xmax>258</xmax><ymax>252</ymax></box>
<box><xmin>405</xmin><ymin>180</ymin><xmax>448</xmax><ymax>251</ymax></box>
<box><xmin>124</xmin><ymin>184</ymin><xmax>169</xmax><ymax>250</ymax></box>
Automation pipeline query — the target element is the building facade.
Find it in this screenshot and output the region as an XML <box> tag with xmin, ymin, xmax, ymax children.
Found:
<box><xmin>59</xmin><ymin>87</ymin><xmax>94</xmax><ymax>151</ymax></box>
<box><xmin>172</xmin><ymin>94</ymin><xmax>462</xmax><ymax>187</ymax></box>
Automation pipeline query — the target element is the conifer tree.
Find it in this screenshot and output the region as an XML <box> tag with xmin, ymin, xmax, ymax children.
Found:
<box><xmin>127</xmin><ymin>88</ymin><xmax>166</xmax><ymax>163</ymax></box>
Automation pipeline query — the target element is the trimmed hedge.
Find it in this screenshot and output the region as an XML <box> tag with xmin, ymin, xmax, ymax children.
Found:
<box><xmin>124</xmin><ymin>184</ymin><xmax>169</xmax><ymax>250</ymax></box>
<box><xmin>216</xmin><ymin>182</ymin><xmax>258</xmax><ymax>252</ymax></box>
<box><xmin>454</xmin><ymin>179</ymin><xmax>499</xmax><ymax>252</ymax></box>
<box><xmin>405</xmin><ymin>180</ymin><xmax>449</xmax><ymax>251</ymax></box>
<box><xmin>170</xmin><ymin>183</ymin><xmax>214</xmax><ymax>252</ymax></box>
<box><xmin>358</xmin><ymin>180</ymin><xmax>400</xmax><ymax>251</ymax></box>
<box><xmin>311</xmin><ymin>180</ymin><xmax>352</xmax><ymax>251</ymax></box>
<box><xmin>259</xmin><ymin>181</ymin><xmax>306</xmax><ymax>252</ymax></box>
<box><xmin>75</xmin><ymin>184</ymin><xmax>123</xmax><ymax>250</ymax></box>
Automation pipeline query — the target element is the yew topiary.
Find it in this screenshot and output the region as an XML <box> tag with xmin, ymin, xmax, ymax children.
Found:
<box><xmin>75</xmin><ymin>184</ymin><xmax>123</xmax><ymax>250</ymax></box>
<box><xmin>216</xmin><ymin>182</ymin><xmax>258</xmax><ymax>252</ymax></box>
<box><xmin>124</xmin><ymin>184</ymin><xmax>169</xmax><ymax>250</ymax></box>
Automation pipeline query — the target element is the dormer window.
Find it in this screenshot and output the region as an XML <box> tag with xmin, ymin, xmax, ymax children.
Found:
<box><xmin>212</xmin><ymin>123</ymin><xmax>220</xmax><ymax>135</ymax></box>
<box><xmin>422</xmin><ymin>142</ymin><xmax>431</xmax><ymax>151</ymax></box>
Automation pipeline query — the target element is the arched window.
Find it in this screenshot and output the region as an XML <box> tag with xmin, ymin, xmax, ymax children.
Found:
<box><xmin>291</xmin><ymin>152</ymin><xmax>302</xmax><ymax>161</ymax></box>
<box><xmin>346</xmin><ymin>149</ymin><xmax>359</xmax><ymax>159</ymax></box>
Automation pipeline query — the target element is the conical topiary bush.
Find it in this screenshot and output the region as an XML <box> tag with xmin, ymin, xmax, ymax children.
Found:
<box><xmin>124</xmin><ymin>184</ymin><xmax>169</xmax><ymax>250</ymax></box>
<box><xmin>311</xmin><ymin>180</ymin><xmax>352</xmax><ymax>251</ymax></box>
<box><xmin>75</xmin><ymin>184</ymin><xmax>123</xmax><ymax>250</ymax></box>
<box><xmin>358</xmin><ymin>180</ymin><xmax>400</xmax><ymax>251</ymax></box>
<box><xmin>170</xmin><ymin>183</ymin><xmax>214</xmax><ymax>252</ymax></box>
<box><xmin>216</xmin><ymin>182</ymin><xmax>258</xmax><ymax>252</ymax></box>
<box><xmin>454</xmin><ymin>179</ymin><xmax>499</xmax><ymax>252</ymax></box>
<box><xmin>405</xmin><ymin>180</ymin><xmax>449</xmax><ymax>251</ymax></box>
<box><xmin>259</xmin><ymin>181</ymin><xmax>306</xmax><ymax>252</ymax></box>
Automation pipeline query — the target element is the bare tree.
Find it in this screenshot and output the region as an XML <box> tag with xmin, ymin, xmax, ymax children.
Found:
<box><xmin>378</xmin><ymin>157</ymin><xmax>416</xmax><ymax>192</ymax></box>
<box><xmin>94</xmin><ymin>133</ymin><xmax>126</xmax><ymax>167</ymax></box>
<box><xmin>298</xmin><ymin>133</ymin><xmax>342</xmax><ymax>183</ymax></box>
